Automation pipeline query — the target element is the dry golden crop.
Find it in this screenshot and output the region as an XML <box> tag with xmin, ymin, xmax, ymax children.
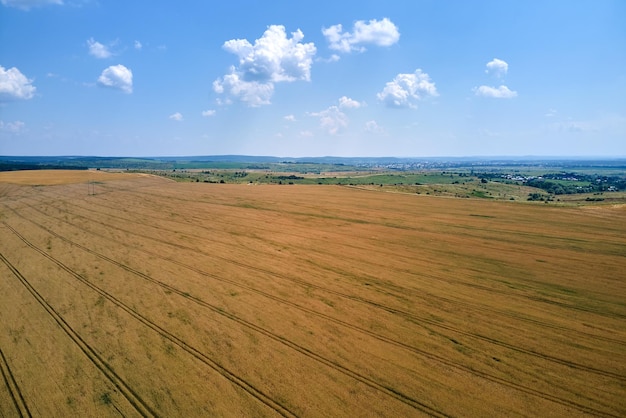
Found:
<box><xmin>1</xmin><ymin>170</ymin><xmax>624</xmax><ymax>417</ymax></box>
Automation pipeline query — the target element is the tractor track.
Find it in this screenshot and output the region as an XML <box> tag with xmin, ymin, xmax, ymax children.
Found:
<box><xmin>1</xmin><ymin>225</ymin><xmax>299</xmax><ymax>418</ymax></box>
<box><xmin>3</xmin><ymin>206</ymin><xmax>622</xmax><ymax>416</ymax></box>
<box><xmin>36</xmin><ymin>185</ymin><xmax>626</xmax><ymax>322</ymax></box>
<box><xmin>10</xmin><ymin>198</ymin><xmax>626</xmax><ymax>385</ymax></box>
<box><xmin>38</xmin><ymin>188</ymin><xmax>626</xmax><ymax>347</ymax></box>
<box><xmin>95</xmin><ymin>182</ymin><xmax>625</xmax><ymax>255</ymax></box>
<box><xmin>2</xmin><ymin>222</ymin><xmax>450</xmax><ymax>418</ymax></box>
<box><xmin>0</xmin><ymin>252</ymin><xmax>157</xmax><ymax>418</ymax></box>
<box><xmin>0</xmin><ymin>348</ymin><xmax>31</xmax><ymax>418</ymax></box>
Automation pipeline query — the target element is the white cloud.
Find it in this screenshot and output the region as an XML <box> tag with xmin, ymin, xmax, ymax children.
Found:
<box><xmin>365</xmin><ymin>120</ymin><xmax>385</xmax><ymax>134</ymax></box>
<box><xmin>299</xmin><ymin>130</ymin><xmax>314</xmax><ymax>137</ymax></box>
<box><xmin>323</xmin><ymin>18</ymin><xmax>399</xmax><ymax>53</ymax></box>
<box><xmin>476</xmin><ymin>59</ymin><xmax>516</xmax><ymax>98</ymax></box>
<box><xmin>0</xmin><ymin>120</ymin><xmax>25</xmax><ymax>133</ymax></box>
<box><xmin>215</xmin><ymin>97</ymin><xmax>231</xmax><ymax>106</ymax></box>
<box><xmin>87</xmin><ymin>38</ymin><xmax>113</xmax><ymax>59</ymax></box>
<box><xmin>485</xmin><ymin>58</ymin><xmax>508</xmax><ymax>77</ymax></box>
<box><xmin>338</xmin><ymin>96</ymin><xmax>364</xmax><ymax>109</ymax></box>
<box><xmin>284</xmin><ymin>114</ymin><xmax>296</xmax><ymax>122</ymax></box>
<box><xmin>134</xmin><ymin>40</ymin><xmax>142</xmax><ymax>50</ymax></box>
<box><xmin>201</xmin><ymin>109</ymin><xmax>216</xmax><ymax>117</ymax></box>
<box><xmin>214</xmin><ymin>25</ymin><xmax>316</xmax><ymax>107</ymax></box>
<box><xmin>1</xmin><ymin>0</ymin><xmax>62</xmax><ymax>10</ymax></box>
<box><xmin>0</xmin><ymin>66</ymin><xmax>36</xmax><ymax>100</ymax></box>
<box><xmin>319</xmin><ymin>54</ymin><xmax>341</xmax><ymax>63</ymax></box>
<box><xmin>97</xmin><ymin>64</ymin><xmax>133</xmax><ymax>93</ymax></box>
<box><xmin>169</xmin><ymin>112</ymin><xmax>183</xmax><ymax>121</ymax></box>
<box><xmin>310</xmin><ymin>105</ymin><xmax>347</xmax><ymax>135</ymax></box>
<box><xmin>213</xmin><ymin>71</ymin><xmax>274</xmax><ymax>107</ymax></box>
<box><xmin>377</xmin><ymin>69</ymin><xmax>438</xmax><ymax>108</ymax></box>
<box><xmin>474</xmin><ymin>85</ymin><xmax>517</xmax><ymax>98</ymax></box>
<box><xmin>545</xmin><ymin>108</ymin><xmax>557</xmax><ymax>117</ymax></box>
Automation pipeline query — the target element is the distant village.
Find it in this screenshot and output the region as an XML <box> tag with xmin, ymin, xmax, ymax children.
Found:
<box><xmin>497</xmin><ymin>172</ymin><xmax>623</xmax><ymax>194</ymax></box>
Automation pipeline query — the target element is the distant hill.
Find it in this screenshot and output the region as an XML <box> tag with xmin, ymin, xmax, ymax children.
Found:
<box><xmin>1</xmin><ymin>155</ymin><xmax>625</xmax><ymax>172</ymax></box>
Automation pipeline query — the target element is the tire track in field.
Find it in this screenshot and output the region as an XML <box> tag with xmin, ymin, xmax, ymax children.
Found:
<box><xmin>5</xmin><ymin>208</ymin><xmax>621</xmax><ymax>417</ymax></box>
<box><xmin>2</xmin><ymin>226</ymin><xmax>298</xmax><ymax>418</ymax></box>
<box><xmin>10</xmin><ymin>195</ymin><xmax>626</xmax><ymax>408</ymax></box>
<box><xmin>40</xmin><ymin>185</ymin><xmax>626</xmax><ymax>322</ymax></box>
<box><xmin>0</xmin><ymin>253</ymin><xmax>157</xmax><ymax>418</ymax></box>
<box><xmin>3</xmin><ymin>223</ymin><xmax>445</xmax><ymax>418</ymax></box>
<box><xmin>53</xmin><ymin>188</ymin><xmax>626</xmax><ymax>347</ymax></box>
<box><xmin>29</xmin><ymin>187</ymin><xmax>626</xmax><ymax>333</ymax></box>
<box><xmin>100</xmin><ymin>182</ymin><xmax>626</xmax><ymax>255</ymax></box>
<box><xmin>14</xmin><ymin>198</ymin><xmax>626</xmax><ymax>386</ymax></box>
<box><xmin>0</xmin><ymin>349</ymin><xmax>31</xmax><ymax>418</ymax></box>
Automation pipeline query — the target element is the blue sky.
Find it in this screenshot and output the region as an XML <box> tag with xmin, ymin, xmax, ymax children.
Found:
<box><xmin>1</xmin><ymin>0</ymin><xmax>624</xmax><ymax>157</ymax></box>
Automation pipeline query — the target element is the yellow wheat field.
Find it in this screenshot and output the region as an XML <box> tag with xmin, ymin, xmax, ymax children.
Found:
<box><xmin>0</xmin><ymin>171</ymin><xmax>624</xmax><ymax>417</ymax></box>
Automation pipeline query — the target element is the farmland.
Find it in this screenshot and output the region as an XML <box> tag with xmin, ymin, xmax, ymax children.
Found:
<box><xmin>1</xmin><ymin>170</ymin><xmax>625</xmax><ymax>417</ymax></box>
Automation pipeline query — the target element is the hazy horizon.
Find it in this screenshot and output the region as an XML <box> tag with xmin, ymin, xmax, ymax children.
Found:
<box><xmin>3</xmin><ymin>154</ymin><xmax>626</xmax><ymax>162</ymax></box>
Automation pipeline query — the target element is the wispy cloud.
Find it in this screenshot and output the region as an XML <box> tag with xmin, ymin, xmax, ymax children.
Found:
<box><xmin>309</xmin><ymin>106</ymin><xmax>347</xmax><ymax>135</ymax></box>
<box><xmin>0</xmin><ymin>120</ymin><xmax>26</xmax><ymax>133</ymax></box>
<box><xmin>365</xmin><ymin>120</ymin><xmax>385</xmax><ymax>134</ymax></box>
<box><xmin>1</xmin><ymin>0</ymin><xmax>62</xmax><ymax>10</ymax></box>
<box><xmin>87</xmin><ymin>38</ymin><xmax>113</xmax><ymax>59</ymax></box>
<box><xmin>317</xmin><ymin>54</ymin><xmax>341</xmax><ymax>63</ymax></box>
<box><xmin>169</xmin><ymin>112</ymin><xmax>183</xmax><ymax>121</ymax></box>
<box><xmin>473</xmin><ymin>85</ymin><xmax>517</xmax><ymax>98</ymax></box>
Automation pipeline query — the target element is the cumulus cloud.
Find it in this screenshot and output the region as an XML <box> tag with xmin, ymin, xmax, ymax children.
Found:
<box><xmin>284</xmin><ymin>114</ymin><xmax>296</xmax><ymax>122</ymax></box>
<box><xmin>87</xmin><ymin>38</ymin><xmax>113</xmax><ymax>59</ymax></box>
<box><xmin>214</xmin><ymin>25</ymin><xmax>316</xmax><ymax>106</ymax></box>
<box><xmin>97</xmin><ymin>64</ymin><xmax>132</xmax><ymax>93</ymax></box>
<box><xmin>201</xmin><ymin>109</ymin><xmax>215</xmax><ymax>117</ymax></box>
<box><xmin>338</xmin><ymin>96</ymin><xmax>364</xmax><ymax>109</ymax></box>
<box><xmin>1</xmin><ymin>0</ymin><xmax>62</xmax><ymax>10</ymax></box>
<box><xmin>0</xmin><ymin>66</ymin><xmax>36</xmax><ymax>100</ymax></box>
<box><xmin>377</xmin><ymin>69</ymin><xmax>438</xmax><ymax>108</ymax></box>
<box><xmin>134</xmin><ymin>40</ymin><xmax>142</xmax><ymax>50</ymax></box>
<box><xmin>169</xmin><ymin>112</ymin><xmax>183</xmax><ymax>121</ymax></box>
<box><xmin>323</xmin><ymin>18</ymin><xmax>399</xmax><ymax>53</ymax></box>
<box><xmin>474</xmin><ymin>85</ymin><xmax>517</xmax><ymax>98</ymax></box>
<box><xmin>475</xmin><ymin>59</ymin><xmax>517</xmax><ymax>98</ymax></box>
<box><xmin>213</xmin><ymin>71</ymin><xmax>274</xmax><ymax>107</ymax></box>
<box><xmin>310</xmin><ymin>106</ymin><xmax>347</xmax><ymax>135</ymax></box>
<box><xmin>485</xmin><ymin>58</ymin><xmax>508</xmax><ymax>77</ymax></box>
<box><xmin>0</xmin><ymin>120</ymin><xmax>25</xmax><ymax>133</ymax></box>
